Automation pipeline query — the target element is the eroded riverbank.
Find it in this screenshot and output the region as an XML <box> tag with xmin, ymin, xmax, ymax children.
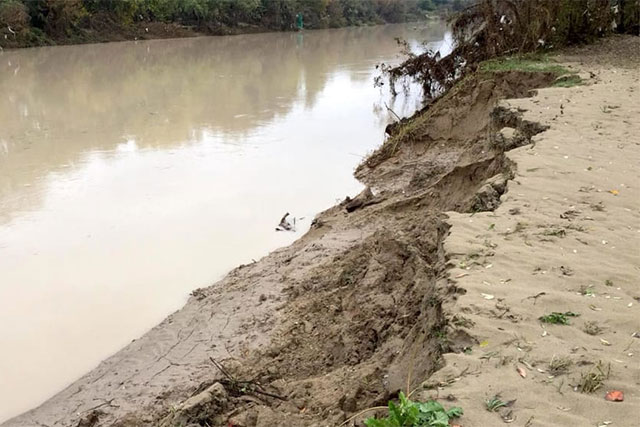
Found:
<box><xmin>0</xmin><ymin>23</ymin><xmax>448</xmax><ymax>422</ymax></box>
<box><xmin>4</xmin><ymin>36</ymin><xmax>638</xmax><ymax>427</ymax></box>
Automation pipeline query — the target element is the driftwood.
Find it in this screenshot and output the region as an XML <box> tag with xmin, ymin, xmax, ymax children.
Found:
<box><xmin>344</xmin><ymin>187</ymin><xmax>384</xmax><ymax>213</ymax></box>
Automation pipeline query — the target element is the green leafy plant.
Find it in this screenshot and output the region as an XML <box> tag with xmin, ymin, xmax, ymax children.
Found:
<box><xmin>365</xmin><ymin>392</ymin><xmax>463</xmax><ymax>427</ymax></box>
<box><xmin>485</xmin><ymin>395</ymin><xmax>508</xmax><ymax>412</ymax></box>
<box><xmin>539</xmin><ymin>311</ymin><xmax>579</xmax><ymax>325</ymax></box>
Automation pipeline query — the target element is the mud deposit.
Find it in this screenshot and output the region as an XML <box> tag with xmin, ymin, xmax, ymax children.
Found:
<box><xmin>3</xmin><ymin>54</ymin><xmax>570</xmax><ymax>426</ymax></box>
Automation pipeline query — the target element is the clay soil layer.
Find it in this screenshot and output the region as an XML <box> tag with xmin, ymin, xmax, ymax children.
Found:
<box><xmin>4</xmin><ymin>36</ymin><xmax>639</xmax><ymax>427</ymax></box>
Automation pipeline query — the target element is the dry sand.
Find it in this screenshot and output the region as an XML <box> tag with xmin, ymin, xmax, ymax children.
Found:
<box><xmin>422</xmin><ymin>40</ymin><xmax>640</xmax><ymax>426</ymax></box>
<box><xmin>3</xmin><ymin>37</ymin><xmax>638</xmax><ymax>427</ymax></box>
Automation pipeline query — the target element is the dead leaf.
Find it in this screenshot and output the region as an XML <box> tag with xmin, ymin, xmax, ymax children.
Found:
<box><xmin>516</xmin><ymin>366</ymin><xmax>527</xmax><ymax>378</ymax></box>
<box><xmin>605</xmin><ymin>390</ymin><xmax>624</xmax><ymax>402</ymax></box>
<box><xmin>608</xmin><ymin>189</ymin><xmax>619</xmax><ymax>195</ymax></box>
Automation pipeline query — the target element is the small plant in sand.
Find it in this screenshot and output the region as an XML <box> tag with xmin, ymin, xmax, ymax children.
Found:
<box><xmin>539</xmin><ymin>311</ymin><xmax>579</xmax><ymax>325</ymax></box>
<box><xmin>577</xmin><ymin>361</ymin><xmax>610</xmax><ymax>393</ymax></box>
<box><xmin>364</xmin><ymin>392</ymin><xmax>463</xmax><ymax>427</ymax></box>
<box><xmin>583</xmin><ymin>321</ymin><xmax>603</xmax><ymax>336</ymax></box>
<box><xmin>548</xmin><ymin>355</ymin><xmax>573</xmax><ymax>375</ymax></box>
<box><xmin>485</xmin><ymin>395</ymin><xmax>508</xmax><ymax>412</ymax></box>
<box><xmin>579</xmin><ymin>284</ymin><xmax>595</xmax><ymax>297</ymax></box>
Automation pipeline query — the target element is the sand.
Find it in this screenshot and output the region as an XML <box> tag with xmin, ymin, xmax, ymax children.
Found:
<box><xmin>423</xmin><ymin>39</ymin><xmax>640</xmax><ymax>426</ymax></box>
<box><xmin>3</xmin><ymin>36</ymin><xmax>638</xmax><ymax>427</ymax></box>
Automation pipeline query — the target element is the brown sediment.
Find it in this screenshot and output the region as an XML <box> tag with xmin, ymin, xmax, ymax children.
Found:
<box><xmin>5</xmin><ymin>36</ymin><xmax>638</xmax><ymax>427</ymax></box>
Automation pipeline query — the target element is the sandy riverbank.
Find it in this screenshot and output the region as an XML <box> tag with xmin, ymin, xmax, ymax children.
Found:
<box><xmin>4</xmin><ymin>36</ymin><xmax>638</xmax><ymax>427</ymax></box>
<box><xmin>415</xmin><ymin>36</ymin><xmax>640</xmax><ymax>427</ymax></box>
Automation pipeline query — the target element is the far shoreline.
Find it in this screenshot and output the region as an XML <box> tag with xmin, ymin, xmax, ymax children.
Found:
<box><xmin>0</xmin><ymin>15</ymin><xmax>445</xmax><ymax>51</ymax></box>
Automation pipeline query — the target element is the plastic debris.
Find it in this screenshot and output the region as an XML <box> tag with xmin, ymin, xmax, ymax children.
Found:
<box><xmin>605</xmin><ymin>390</ymin><xmax>624</xmax><ymax>402</ymax></box>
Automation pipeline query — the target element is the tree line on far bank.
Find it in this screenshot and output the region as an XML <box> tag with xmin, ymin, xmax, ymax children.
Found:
<box><xmin>0</xmin><ymin>0</ymin><xmax>464</xmax><ymax>48</ymax></box>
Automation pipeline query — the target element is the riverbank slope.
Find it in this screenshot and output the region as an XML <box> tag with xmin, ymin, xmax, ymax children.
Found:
<box><xmin>4</xmin><ymin>36</ymin><xmax>638</xmax><ymax>427</ymax></box>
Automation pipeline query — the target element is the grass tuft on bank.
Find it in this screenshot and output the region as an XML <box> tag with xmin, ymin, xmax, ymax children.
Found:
<box><xmin>480</xmin><ymin>55</ymin><xmax>583</xmax><ymax>88</ymax></box>
<box><xmin>480</xmin><ymin>56</ymin><xmax>569</xmax><ymax>75</ymax></box>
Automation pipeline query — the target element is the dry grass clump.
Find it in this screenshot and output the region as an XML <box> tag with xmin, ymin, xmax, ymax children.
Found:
<box><xmin>583</xmin><ymin>321</ymin><xmax>603</xmax><ymax>335</ymax></box>
<box><xmin>548</xmin><ymin>355</ymin><xmax>573</xmax><ymax>375</ymax></box>
<box><xmin>577</xmin><ymin>361</ymin><xmax>610</xmax><ymax>393</ymax></box>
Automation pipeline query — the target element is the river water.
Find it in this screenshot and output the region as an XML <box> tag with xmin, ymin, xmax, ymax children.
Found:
<box><xmin>0</xmin><ymin>23</ymin><xmax>448</xmax><ymax>421</ymax></box>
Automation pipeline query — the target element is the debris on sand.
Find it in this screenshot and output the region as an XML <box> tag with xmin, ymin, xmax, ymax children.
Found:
<box><xmin>604</xmin><ymin>390</ymin><xmax>624</xmax><ymax>402</ymax></box>
<box><xmin>344</xmin><ymin>186</ymin><xmax>383</xmax><ymax>213</ymax></box>
<box><xmin>577</xmin><ymin>362</ymin><xmax>610</xmax><ymax>393</ymax></box>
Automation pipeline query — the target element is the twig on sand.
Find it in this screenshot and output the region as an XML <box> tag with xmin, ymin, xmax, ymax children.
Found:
<box><xmin>338</xmin><ymin>406</ymin><xmax>388</xmax><ymax>426</ymax></box>
<box><xmin>209</xmin><ymin>356</ymin><xmax>234</xmax><ymax>381</ymax></box>
<box><xmin>208</xmin><ymin>357</ymin><xmax>287</xmax><ymax>401</ymax></box>
<box><xmin>80</xmin><ymin>398</ymin><xmax>119</xmax><ymax>413</ymax></box>
<box><xmin>522</xmin><ymin>292</ymin><xmax>546</xmax><ymax>304</ymax></box>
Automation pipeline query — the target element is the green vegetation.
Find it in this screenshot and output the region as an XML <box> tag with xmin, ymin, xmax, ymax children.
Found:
<box><xmin>0</xmin><ymin>0</ymin><xmax>455</xmax><ymax>48</ymax></box>
<box><xmin>365</xmin><ymin>392</ymin><xmax>463</xmax><ymax>427</ymax></box>
<box><xmin>480</xmin><ymin>55</ymin><xmax>585</xmax><ymax>87</ymax></box>
<box><xmin>485</xmin><ymin>395</ymin><xmax>507</xmax><ymax>412</ymax></box>
<box><xmin>552</xmin><ymin>74</ymin><xmax>583</xmax><ymax>88</ymax></box>
<box><xmin>480</xmin><ymin>56</ymin><xmax>570</xmax><ymax>75</ymax></box>
<box><xmin>539</xmin><ymin>311</ymin><xmax>580</xmax><ymax>325</ymax></box>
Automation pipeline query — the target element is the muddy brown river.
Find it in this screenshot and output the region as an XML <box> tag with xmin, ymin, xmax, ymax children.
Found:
<box><xmin>0</xmin><ymin>23</ymin><xmax>448</xmax><ymax>422</ymax></box>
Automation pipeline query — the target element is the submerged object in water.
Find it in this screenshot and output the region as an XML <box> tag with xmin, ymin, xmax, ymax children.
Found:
<box><xmin>276</xmin><ymin>212</ymin><xmax>295</xmax><ymax>231</ymax></box>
